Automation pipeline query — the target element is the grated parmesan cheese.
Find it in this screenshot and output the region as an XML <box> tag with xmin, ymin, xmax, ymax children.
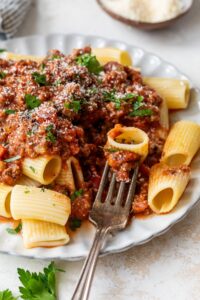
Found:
<box><xmin>101</xmin><ymin>0</ymin><xmax>184</xmax><ymax>23</ymax></box>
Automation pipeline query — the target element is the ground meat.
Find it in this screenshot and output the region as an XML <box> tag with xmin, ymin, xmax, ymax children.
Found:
<box><xmin>0</xmin><ymin>46</ymin><xmax>164</xmax><ymax>217</ymax></box>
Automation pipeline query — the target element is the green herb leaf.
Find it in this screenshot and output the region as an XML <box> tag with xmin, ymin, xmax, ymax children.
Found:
<box><xmin>29</xmin><ymin>166</ymin><xmax>35</xmax><ymax>173</ymax></box>
<box><xmin>70</xmin><ymin>189</ymin><xmax>84</xmax><ymax>201</ymax></box>
<box><xmin>27</xmin><ymin>130</ymin><xmax>32</xmax><ymax>136</ymax></box>
<box><xmin>133</xmin><ymin>95</ymin><xmax>144</xmax><ymax>111</ymax></box>
<box><xmin>105</xmin><ymin>148</ymin><xmax>119</xmax><ymax>153</ymax></box>
<box><xmin>32</xmin><ymin>72</ymin><xmax>47</xmax><ymax>86</ymax></box>
<box><xmin>4</xmin><ymin>109</ymin><xmax>16</xmax><ymax>115</ymax></box>
<box><xmin>6</xmin><ymin>223</ymin><xmax>22</xmax><ymax>235</ymax></box>
<box><xmin>76</xmin><ymin>53</ymin><xmax>103</xmax><ymax>75</ymax></box>
<box><xmin>64</xmin><ymin>100</ymin><xmax>81</xmax><ymax>113</ymax></box>
<box><xmin>0</xmin><ymin>71</ymin><xmax>6</xmax><ymax>79</ymax></box>
<box><xmin>4</xmin><ymin>155</ymin><xmax>21</xmax><ymax>163</ymax></box>
<box><xmin>40</xmin><ymin>63</ymin><xmax>46</xmax><ymax>71</ymax></box>
<box><xmin>25</xmin><ymin>94</ymin><xmax>41</xmax><ymax>109</ymax></box>
<box><xmin>18</xmin><ymin>262</ymin><xmax>61</xmax><ymax>300</ymax></box>
<box><xmin>69</xmin><ymin>218</ymin><xmax>82</xmax><ymax>231</ymax></box>
<box><xmin>0</xmin><ymin>49</ymin><xmax>6</xmax><ymax>53</ymax></box>
<box><xmin>130</xmin><ymin>109</ymin><xmax>153</xmax><ymax>117</ymax></box>
<box><xmin>51</xmin><ymin>54</ymin><xmax>61</xmax><ymax>60</ymax></box>
<box><xmin>0</xmin><ymin>289</ymin><xmax>17</xmax><ymax>300</ymax></box>
<box><xmin>46</xmin><ymin>124</ymin><xmax>56</xmax><ymax>144</ymax></box>
<box><xmin>121</xmin><ymin>93</ymin><xmax>137</xmax><ymax>100</ymax></box>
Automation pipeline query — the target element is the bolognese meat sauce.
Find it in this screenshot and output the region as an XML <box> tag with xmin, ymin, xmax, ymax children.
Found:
<box><xmin>0</xmin><ymin>47</ymin><xmax>165</xmax><ymax>219</ymax></box>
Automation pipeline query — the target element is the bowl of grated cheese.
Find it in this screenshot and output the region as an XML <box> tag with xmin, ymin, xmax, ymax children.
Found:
<box><xmin>97</xmin><ymin>0</ymin><xmax>193</xmax><ymax>30</ymax></box>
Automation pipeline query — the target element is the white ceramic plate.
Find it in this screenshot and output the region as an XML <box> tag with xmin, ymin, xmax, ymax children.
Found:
<box><xmin>0</xmin><ymin>34</ymin><xmax>199</xmax><ymax>261</ymax></box>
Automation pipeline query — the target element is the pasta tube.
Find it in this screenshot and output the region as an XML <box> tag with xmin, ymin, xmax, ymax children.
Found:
<box><xmin>22</xmin><ymin>155</ymin><xmax>61</xmax><ymax>185</ymax></box>
<box><xmin>56</xmin><ymin>156</ymin><xmax>84</xmax><ymax>192</ymax></box>
<box><xmin>2</xmin><ymin>52</ymin><xmax>43</xmax><ymax>62</ymax></box>
<box><xmin>107</xmin><ymin>124</ymin><xmax>149</xmax><ymax>160</ymax></box>
<box><xmin>16</xmin><ymin>175</ymin><xmax>41</xmax><ymax>187</ymax></box>
<box><xmin>161</xmin><ymin>120</ymin><xmax>200</xmax><ymax>166</ymax></box>
<box><xmin>0</xmin><ymin>184</ymin><xmax>12</xmax><ymax>218</ymax></box>
<box><xmin>10</xmin><ymin>185</ymin><xmax>71</xmax><ymax>226</ymax></box>
<box><xmin>148</xmin><ymin>163</ymin><xmax>190</xmax><ymax>214</ymax></box>
<box><xmin>22</xmin><ymin>219</ymin><xmax>70</xmax><ymax>249</ymax></box>
<box><xmin>92</xmin><ymin>48</ymin><xmax>132</xmax><ymax>66</ymax></box>
<box><xmin>143</xmin><ymin>77</ymin><xmax>190</xmax><ymax>109</ymax></box>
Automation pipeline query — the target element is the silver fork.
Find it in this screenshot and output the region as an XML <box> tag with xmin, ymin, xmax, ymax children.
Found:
<box><xmin>72</xmin><ymin>162</ymin><xmax>139</xmax><ymax>300</ymax></box>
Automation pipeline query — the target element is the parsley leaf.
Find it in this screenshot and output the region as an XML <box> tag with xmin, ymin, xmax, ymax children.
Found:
<box><xmin>4</xmin><ymin>109</ymin><xmax>16</xmax><ymax>115</ymax></box>
<box><xmin>0</xmin><ymin>71</ymin><xmax>6</xmax><ymax>79</ymax></box>
<box><xmin>51</xmin><ymin>54</ymin><xmax>61</xmax><ymax>60</ymax></box>
<box><xmin>46</xmin><ymin>124</ymin><xmax>56</xmax><ymax>144</ymax></box>
<box><xmin>0</xmin><ymin>49</ymin><xmax>6</xmax><ymax>53</ymax></box>
<box><xmin>32</xmin><ymin>72</ymin><xmax>47</xmax><ymax>86</ymax></box>
<box><xmin>103</xmin><ymin>91</ymin><xmax>136</xmax><ymax>110</ymax></box>
<box><xmin>0</xmin><ymin>289</ymin><xmax>17</xmax><ymax>300</ymax></box>
<box><xmin>29</xmin><ymin>166</ymin><xmax>35</xmax><ymax>173</ymax></box>
<box><xmin>64</xmin><ymin>100</ymin><xmax>81</xmax><ymax>113</ymax></box>
<box><xmin>69</xmin><ymin>218</ymin><xmax>82</xmax><ymax>231</ymax></box>
<box><xmin>105</xmin><ymin>148</ymin><xmax>119</xmax><ymax>153</ymax></box>
<box><xmin>4</xmin><ymin>155</ymin><xmax>21</xmax><ymax>163</ymax></box>
<box><xmin>18</xmin><ymin>262</ymin><xmax>61</xmax><ymax>300</ymax></box>
<box><xmin>129</xmin><ymin>95</ymin><xmax>153</xmax><ymax>117</ymax></box>
<box><xmin>130</xmin><ymin>109</ymin><xmax>153</xmax><ymax>117</ymax></box>
<box><xmin>70</xmin><ymin>189</ymin><xmax>84</xmax><ymax>201</ymax></box>
<box><xmin>25</xmin><ymin>94</ymin><xmax>41</xmax><ymax>109</ymax></box>
<box><xmin>76</xmin><ymin>53</ymin><xmax>102</xmax><ymax>75</ymax></box>
<box><xmin>6</xmin><ymin>223</ymin><xmax>22</xmax><ymax>235</ymax></box>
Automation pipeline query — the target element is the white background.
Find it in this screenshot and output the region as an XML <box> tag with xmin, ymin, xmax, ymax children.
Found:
<box><xmin>0</xmin><ymin>0</ymin><xmax>200</xmax><ymax>299</ymax></box>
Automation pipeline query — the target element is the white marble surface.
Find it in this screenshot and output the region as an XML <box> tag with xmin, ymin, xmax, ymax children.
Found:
<box><xmin>0</xmin><ymin>0</ymin><xmax>200</xmax><ymax>299</ymax></box>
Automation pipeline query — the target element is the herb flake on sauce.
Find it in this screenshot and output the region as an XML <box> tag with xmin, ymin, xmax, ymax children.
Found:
<box><xmin>25</xmin><ymin>94</ymin><xmax>41</xmax><ymax>109</ymax></box>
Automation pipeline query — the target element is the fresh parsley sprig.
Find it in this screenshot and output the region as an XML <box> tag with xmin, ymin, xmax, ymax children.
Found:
<box><xmin>76</xmin><ymin>53</ymin><xmax>102</xmax><ymax>75</ymax></box>
<box><xmin>64</xmin><ymin>100</ymin><xmax>81</xmax><ymax>113</ymax></box>
<box><xmin>0</xmin><ymin>289</ymin><xmax>17</xmax><ymax>300</ymax></box>
<box><xmin>4</xmin><ymin>109</ymin><xmax>16</xmax><ymax>115</ymax></box>
<box><xmin>103</xmin><ymin>91</ymin><xmax>136</xmax><ymax>110</ymax></box>
<box><xmin>69</xmin><ymin>218</ymin><xmax>82</xmax><ymax>231</ymax></box>
<box><xmin>0</xmin><ymin>71</ymin><xmax>6</xmax><ymax>79</ymax></box>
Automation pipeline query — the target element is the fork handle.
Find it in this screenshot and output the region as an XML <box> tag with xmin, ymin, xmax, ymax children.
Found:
<box><xmin>71</xmin><ymin>226</ymin><xmax>109</xmax><ymax>300</ymax></box>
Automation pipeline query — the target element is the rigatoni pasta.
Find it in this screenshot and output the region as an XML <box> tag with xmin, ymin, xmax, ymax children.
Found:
<box><xmin>16</xmin><ymin>175</ymin><xmax>41</xmax><ymax>187</ymax></box>
<box><xmin>107</xmin><ymin>124</ymin><xmax>149</xmax><ymax>160</ymax></box>
<box><xmin>161</xmin><ymin>120</ymin><xmax>200</xmax><ymax>167</ymax></box>
<box><xmin>0</xmin><ymin>184</ymin><xmax>12</xmax><ymax>218</ymax></box>
<box><xmin>22</xmin><ymin>155</ymin><xmax>62</xmax><ymax>185</ymax></box>
<box><xmin>148</xmin><ymin>163</ymin><xmax>191</xmax><ymax>214</ymax></box>
<box><xmin>22</xmin><ymin>219</ymin><xmax>70</xmax><ymax>249</ymax></box>
<box><xmin>10</xmin><ymin>185</ymin><xmax>71</xmax><ymax>226</ymax></box>
<box><xmin>92</xmin><ymin>47</ymin><xmax>132</xmax><ymax>66</ymax></box>
<box><xmin>56</xmin><ymin>156</ymin><xmax>84</xmax><ymax>192</ymax></box>
<box><xmin>143</xmin><ymin>77</ymin><xmax>190</xmax><ymax>109</ymax></box>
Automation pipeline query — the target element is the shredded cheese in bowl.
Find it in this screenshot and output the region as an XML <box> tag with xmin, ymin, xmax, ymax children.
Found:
<box><xmin>101</xmin><ymin>0</ymin><xmax>184</xmax><ymax>23</ymax></box>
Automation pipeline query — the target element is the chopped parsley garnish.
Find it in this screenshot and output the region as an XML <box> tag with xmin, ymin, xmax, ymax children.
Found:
<box><xmin>130</xmin><ymin>109</ymin><xmax>153</xmax><ymax>117</ymax></box>
<box><xmin>25</xmin><ymin>94</ymin><xmax>41</xmax><ymax>109</ymax></box>
<box><xmin>0</xmin><ymin>71</ymin><xmax>6</xmax><ymax>79</ymax></box>
<box><xmin>129</xmin><ymin>95</ymin><xmax>153</xmax><ymax>117</ymax></box>
<box><xmin>0</xmin><ymin>289</ymin><xmax>17</xmax><ymax>300</ymax></box>
<box><xmin>46</xmin><ymin>124</ymin><xmax>56</xmax><ymax>144</ymax></box>
<box><xmin>103</xmin><ymin>91</ymin><xmax>136</xmax><ymax>110</ymax></box>
<box><xmin>18</xmin><ymin>262</ymin><xmax>61</xmax><ymax>300</ymax></box>
<box><xmin>54</xmin><ymin>79</ymin><xmax>62</xmax><ymax>86</ymax></box>
<box><xmin>76</xmin><ymin>53</ymin><xmax>103</xmax><ymax>75</ymax></box>
<box><xmin>70</xmin><ymin>189</ymin><xmax>84</xmax><ymax>201</ymax></box>
<box><xmin>41</xmin><ymin>187</ymin><xmax>46</xmax><ymax>192</ymax></box>
<box><xmin>0</xmin><ymin>49</ymin><xmax>6</xmax><ymax>53</ymax></box>
<box><xmin>105</xmin><ymin>148</ymin><xmax>119</xmax><ymax>153</ymax></box>
<box><xmin>29</xmin><ymin>166</ymin><xmax>35</xmax><ymax>173</ymax></box>
<box><xmin>4</xmin><ymin>155</ymin><xmax>21</xmax><ymax>163</ymax></box>
<box><xmin>24</xmin><ymin>189</ymin><xmax>30</xmax><ymax>194</ymax></box>
<box><xmin>69</xmin><ymin>218</ymin><xmax>82</xmax><ymax>231</ymax></box>
<box><xmin>64</xmin><ymin>100</ymin><xmax>81</xmax><ymax>113</ymax></box>
<box><xmin>27</xmin><ymin>130</ymin><xmax>33</xmax><ymax>136</ymax></box>
<box><xmin>40</xmin><ymin>63</ymin><xmax>46</xmax><ymax>71</ymax></box>
<box><xmin>6</xmin><ymin>223</ymin><xmax>22</xmax><ymax>235</ymax></box>
<box><xmin>52</xmin><ymin>54</ymin><xmax>61</xmax><ymax>60</ymax></box>
<box><xmin>32</xmin><ymin>72</ymin><xmax>47</xmax><ymax>86</ymax></box>
<box><xmin>4</xmin><ymin>109</ymin><xmax>16</xmax><ymax>115</ymax></box>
